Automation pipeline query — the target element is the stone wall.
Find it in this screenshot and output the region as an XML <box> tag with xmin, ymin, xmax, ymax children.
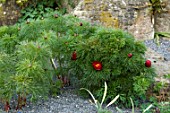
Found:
<box><xmin>72</xmin><ymin>0</ymin><xmax>170</xmax><ymax>40</ymax></box>
<box><xmin>0</xmin><ymin>0</ymin><xmax>170</xmax><ymax>40</ymax></box>
<box><xmin>0</xmin><ymin>0</ymin><xmax>21</xmax><ymax>26</ymax></box>
<box><xmin>155</xmin><ymin>0</ymin><xmax>170</xmax><ymax>32</ymax></box>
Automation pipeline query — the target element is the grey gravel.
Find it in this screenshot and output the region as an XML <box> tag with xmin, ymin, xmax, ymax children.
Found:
<box><xmin>15</xmin><ymin>89</ymin><xmax>96</xmax><ymax>113</ymax></box>
<box><xmin>0</xmin><ymin>87</ymin><xmax>141</xmax><ymax>113</ymax></box>
<box><xmin>144</xmin><ymin>38</ymin><xmax>170</xmax><ymax>61</ymax></box>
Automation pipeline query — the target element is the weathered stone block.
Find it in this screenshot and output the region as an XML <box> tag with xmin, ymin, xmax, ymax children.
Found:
<box><xmin>0</xmin><ymin>0</ymin><xmax>21</xmax><ymax>26</ymax></box>
<box><xmin>84</xmin><ymin>0</ymin><xmax>94</xmax><ymax>4</ymax></box>
<box><xmin>155</xmin><ymin>0</ymin><xmax>170</xmax><ymax>33</ymax></box>
<box><xmin>73</xmin><ymin>0</ymin><xmax>156</xmax><ymax>40</ymax></box>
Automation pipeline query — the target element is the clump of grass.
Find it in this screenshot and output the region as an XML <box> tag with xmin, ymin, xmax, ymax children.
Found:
<box><xmin>80</xmin><ymin>82</ymin><xmax>119</xmax><ymax>113</ymax></box>
<box><xmin>154</xmin><ymin>32</ymin><xmax>170</xmax><ymax>45</ymax></box>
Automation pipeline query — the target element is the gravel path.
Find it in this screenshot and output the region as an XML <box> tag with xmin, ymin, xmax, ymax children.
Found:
<box><xmin>0</xmin><ymin>87</ymin><xmax>140</xmax><ymax>113</ymax></box>
<box><xmin>19</xmin><ymin>88</ymin><xmax>98</xmax><ymax>113</ymax></box>
<box><xmin>144</xmin><ymin>38</ymin><xmax>170</xmax><ymax>61</ymax></box>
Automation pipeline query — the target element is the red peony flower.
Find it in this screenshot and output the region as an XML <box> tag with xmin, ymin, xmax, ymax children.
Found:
<box><xmin>145</xmin><ymin>60</ymin><xmax>151</xmax><ymax>67</ymax></box>
<box><xmin>92</xmin><ymin>61</ymin><xmax>102</xmax><ymax>71</ymax></box>
<box><xmin>128</xmin><ymin>53</ymin><xmax>133</xmax><ymax>58</ymax></box>
<box><xmin>71</xmin><ymin>51</ymin><xmax>77</xmax><ymax>60</ymax></box>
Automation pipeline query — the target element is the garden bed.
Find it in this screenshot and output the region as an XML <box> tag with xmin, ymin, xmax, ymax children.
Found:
<box><xmin>0</xmin><ymin>38</ymin><xmax>169</xmax><ymax>113</ymax></box>
<box><xmin>0</xmin><ymin>10</ymin><xmax>169</xmax><ymax>113</ymax></box>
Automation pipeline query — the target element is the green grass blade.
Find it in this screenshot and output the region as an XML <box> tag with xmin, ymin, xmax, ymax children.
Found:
<box><xmin>101</xmin><ymin>82</ymin><xmax>107</xmax><ymax>106</ymax></box>
<box><xmin>130</xmin><ymin>97</ymin><xmax>134</xmax><ymax>113</ymax></box>
<box><xmin>80</xmin><ymin>88</ymin><xmax>97</xmax><ymax>104</ymax></box>
<box><xmin>155</xmin><ymin>34</ymin><xmax>160</xmax><ymax>46</ymax></box>
<box><xmin>142</xmin><ymin>104</ymin><xmax>153</xmax><ymax>113</ymax></box>
<box><xmin>116</xmin><ymin>107</ymin><xmax>123</xmax><ymax>113</ymax></box>
<box><xmin>106</xmin><ymin>95</ymin><xmax>119</xmax><ymax>108</ymax></box>
<box><xmin>156</xmin><ymin>32</ymin><xmax>170</xmax><ymax>38</ymax></box>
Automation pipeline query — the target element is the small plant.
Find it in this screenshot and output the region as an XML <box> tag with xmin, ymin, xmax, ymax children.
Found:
<box><xmin>116</xmin><ymin>98</ymin><xmax>153</xmax><ymax>113</ymax></box>
<box><xmin>151</xmin><ymin>79</ymin><xmax>169</xmax><ymax>102</ymax></box>
<box><xmin>133</xmin><ymin>76</ymin><xmax>151</xmax><ymax>96</ymax></box>
<box><xmin>80</xmin><ymin>82</ymin><xmax>119</xmax><ymax>113</ymax></box>
<box><xmin>18</xmin><ymin>0</ymin><xmax>58</xmax><ymax>23</ymax></box>
<box><xmin>141</xmin><ymin>100</ymin><xmax>170</xmax><ymax>113</ymax></box>
<box><xmin>154</xmin><ymin>32</ymin><xmax>170</xmax><ymax>45</ymax></box>
<box><xmin>158</xmin><ymin>102</ymin><xmax>170</xmax><ymax>113</ymax></box>
<box><xmin>149</xmin><ymin>0</ymin><xmax>169</xmax><ymax>45</ymax></box>
<box><xmin>16</xmin><ymin>0</ymin><xmax>79</xmax><ymax>23</ymax></box>
<box><xmin>149</xmin><ymin>0</ymin><xmax>164</xmax><ymax>13</ymax></box>
<box><xmin>0</xmin><ymin>0</ymin><xmax>28</xmax><ymax>6</ymax></box>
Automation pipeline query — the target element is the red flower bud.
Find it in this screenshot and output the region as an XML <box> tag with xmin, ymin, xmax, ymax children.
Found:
<box><xmin>80</xmin><ymin>22</ymin><xmax>83</xmax><ymax>26</ymax></box>
<box><xmin>128</xmin><ymin>53</ymin><xmax>133</xmax><ymax>58</ymax></box>
<box><xmin>54</xmin><ymin>14</ymin><xmax>59</xmax><ymax>18</ymax></box>
<box><xmin>18</xmin><ymin>27</ymin><xmax>21</xmax><ymax>31</ymax></box>
<box><xmin>71</xmin><ymin>51</ymin><xmax>77</xmax><ymax>60</ymax></box>
<box><xmin>92</xmin><ymin>61</ymin><xmax>102</xmax><ymax>71</ymax></box>
<box><xmin>26</xmin><ymin>20</ymin><xmax>30</xmax><ymax>24</ymax></box>
<box><xmin>145</xmin><ymin>60</ymin><xmax>151</xmax><ymax>67</ymax></box>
